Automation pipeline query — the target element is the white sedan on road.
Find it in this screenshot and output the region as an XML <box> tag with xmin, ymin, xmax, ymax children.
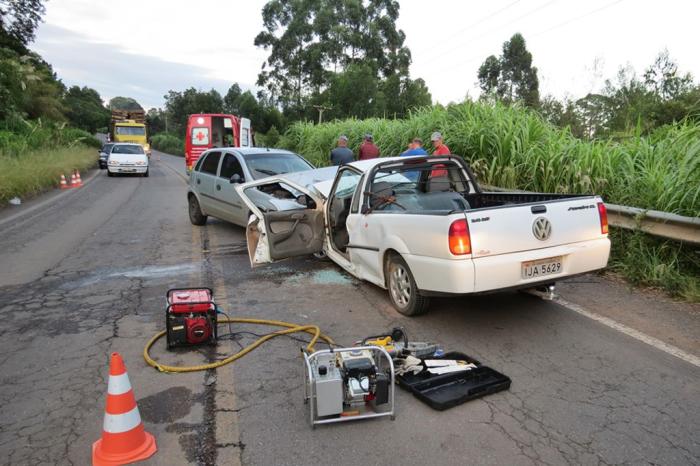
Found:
<box><xmin>107</xmin><ymin>143</ymin><xmax>149</xmax><ymax>177</ymax></box>
<box><xmin>235</xmin><ymin>156</ymin><xmax>611</xmax><ymax>315</ymax></box>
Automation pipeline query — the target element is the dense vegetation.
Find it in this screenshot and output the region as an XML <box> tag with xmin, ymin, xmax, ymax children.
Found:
<box><xmin>150</xmin><ymin>133</ymin><xmax>183</xmax><ymax>156</ymax></box>
<box><xmin>1</xmin><ymin>0</ymin><xmax>105</xmax><ymax>202</ymax></box>
<box><xmin>0</xmin><ymin>116</ymin><xmax>101</xmax><ymax>202</ymax></box>
<box><xmin>282</xmin><ymin>102</ymin><xmax>699</xmax><ymax>216</ymax></box>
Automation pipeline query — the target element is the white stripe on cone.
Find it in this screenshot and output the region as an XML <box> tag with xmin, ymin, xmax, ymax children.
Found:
<box><xmin>107</xmin><ymin>373</ymin><xmax>132</xmax><ymax>395</ymax></box>
<box><xmin>103</xmin><ymin>406</ymin><xmax>142</xmax><ymax>433</ymax></box>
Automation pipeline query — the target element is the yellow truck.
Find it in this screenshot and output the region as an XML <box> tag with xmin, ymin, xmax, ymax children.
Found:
<box><xmin>110</xmin><ymin>110</ymin><xmax>151</xmax><ymax>156</ymax></box>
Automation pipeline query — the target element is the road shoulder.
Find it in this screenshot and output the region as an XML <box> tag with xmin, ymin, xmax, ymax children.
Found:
<box><xmin>556</xmin><ymin>272</ymin><xmax>700</xmax><ymax>357</ymax></box>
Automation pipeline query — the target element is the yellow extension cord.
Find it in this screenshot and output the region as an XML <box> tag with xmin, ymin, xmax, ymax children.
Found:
<box><xmin>143</xmin><ymin>317</ymin><xmax>335</xmax><ymax>373</ymax></box>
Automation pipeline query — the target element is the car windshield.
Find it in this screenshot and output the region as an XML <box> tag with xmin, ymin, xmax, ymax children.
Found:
<box><xmin>111</xmin><ymin>145</ymin><xmax>144</xmax><ymax>154</ymax></box>
<box><xmin>243</xmin><ymin>152</ymin><xmax>313</xmax><ymax>180</ymax></box>
<box><xmin>115</xmin><ymin>126</ymin><xmax>146</xmax><ymax>136</ymax></box>
<box><xmin>101</xmin><ymin>144</ymin><xmax>114</xmax><ymax>153</ymax></box>
<box><xmin>366</xmin><ymin>159</ymin><xmax>472</xmax><ymax>213</ymax></box>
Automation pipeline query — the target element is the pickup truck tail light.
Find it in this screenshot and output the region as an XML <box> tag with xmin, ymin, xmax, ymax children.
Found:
<box><xmin>449</xmin><ymin>219</ymin><xmax>471</xmax><ymax>255</ymax></box>
<box><xmin>597</xmin><ymin>202</ymin><xmax>608</xmax><ymax>234</ymax></box>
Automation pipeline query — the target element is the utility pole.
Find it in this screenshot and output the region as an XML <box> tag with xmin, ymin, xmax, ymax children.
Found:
<box><xmin>313</xmin><ymin>105</ymin><xmax>331</xmax><ymax>124</ymax></box>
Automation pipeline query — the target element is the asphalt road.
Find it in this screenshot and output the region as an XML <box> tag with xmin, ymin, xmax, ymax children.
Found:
<box><xmin>0</xmin><ymin>151</ymin><xmax>698</xmax><ymax>466</ymax></box>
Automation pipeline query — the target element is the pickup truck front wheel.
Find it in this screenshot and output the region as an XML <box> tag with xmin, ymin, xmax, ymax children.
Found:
<box><xmin>386</xmin><ymin>254</ymin><xmax>430</xmax><ymax>316</ymax></box>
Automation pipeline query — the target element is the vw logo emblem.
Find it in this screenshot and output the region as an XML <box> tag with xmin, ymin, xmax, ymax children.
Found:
<box><xmin>532</xmin><ymin>217</ymin><xmax>552</xmax><ymax>241</ymax></box>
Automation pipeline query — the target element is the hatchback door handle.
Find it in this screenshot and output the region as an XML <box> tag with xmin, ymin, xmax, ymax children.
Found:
<box><xmin>216</xmin><ymin>185</ymin><xmax>221</xmax><ymax>191</ymax></box>
<box><xmin>197</xmin><ymin>178</ymin><xmax>201</xmax><ymax>184</ymax></box>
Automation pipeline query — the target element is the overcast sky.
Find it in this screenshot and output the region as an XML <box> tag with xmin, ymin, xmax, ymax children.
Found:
<box><xmin>32</xmin><ymin>0</ymin><xmax>699</xmax><ymax>109</ymax></box>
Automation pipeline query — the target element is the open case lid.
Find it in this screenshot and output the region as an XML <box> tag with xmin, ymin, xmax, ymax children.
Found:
<box><xmin>396</xmin><ymin>351</ymin><xmax>511</xmax><ymax>411</ymax></box>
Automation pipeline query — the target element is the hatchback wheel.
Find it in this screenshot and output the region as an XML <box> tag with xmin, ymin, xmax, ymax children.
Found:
<box><xmin>188</xmin><ymin>195</ymin><xmax>207</xmax><ymax>226</ymax></box>
<box><xmin>386</xmin><ymin>254</ymin><xmax>430</xmax><ymax>316</ymax></box>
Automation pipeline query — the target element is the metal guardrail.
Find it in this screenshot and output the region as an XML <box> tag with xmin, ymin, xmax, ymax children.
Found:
<box><xmin>482</xmin><ymin>185</ymin><xmax>699</xmax><ymax>245</ymax></box>
<box><xmin>604</xmin><ymin>204</ymin><xmax>700</xmax><ymax>245</ymax></box>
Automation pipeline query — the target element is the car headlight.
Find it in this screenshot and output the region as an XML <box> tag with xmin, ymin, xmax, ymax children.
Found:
<box><xmin>135</xmin><ymin>161</ymin><xmax>145</xmax><ymax>165</ymax></box>
<box><xmin>108</xmin><ymin>160</ymin><xmax>119</xmax><ymax>165</ymax></box>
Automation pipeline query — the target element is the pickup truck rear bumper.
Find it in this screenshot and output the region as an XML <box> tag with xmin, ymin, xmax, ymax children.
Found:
<box><xmin>406</xmin><ymin>237</ymin><xmax>610</xmax><ymax>295</ymax></box>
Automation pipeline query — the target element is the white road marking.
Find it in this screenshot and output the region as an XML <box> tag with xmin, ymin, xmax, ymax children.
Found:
<box><xmin>552</xmin><ymin>295</ymin><xmax>700</xmax><ymax>368</ymax></box>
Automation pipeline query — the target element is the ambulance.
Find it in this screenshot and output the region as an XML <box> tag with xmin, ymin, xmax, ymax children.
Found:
<box><xmin>185</xmin><ymin>114</ymin><xmax>253</xmax><ymax>172</ymax></box>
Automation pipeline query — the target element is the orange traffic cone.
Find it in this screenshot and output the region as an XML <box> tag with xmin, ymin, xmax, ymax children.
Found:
<box><xmin>60</xmin><ymin>174</ymin><xmax>70</xmax><ymax>189</ymax></box>
<box><xmin>70</xmin><ymin>172</ymin><xmax>78</xmax><ymax>187</ymax></box>
<box><xmin>73</xmin><ymin>170</ymin><xmax>83</xmax><ymax>187</ymax></box>
<box><xmin>92</xmin><ymin>353</ymin><xmax>157</xmax><ymax>466</ymax></box>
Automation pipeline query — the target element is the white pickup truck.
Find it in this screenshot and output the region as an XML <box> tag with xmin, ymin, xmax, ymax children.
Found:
<box><xmin>236</xmin><ymin>155</ymin><xmax>611</xmax><ymax>315</ymax></box>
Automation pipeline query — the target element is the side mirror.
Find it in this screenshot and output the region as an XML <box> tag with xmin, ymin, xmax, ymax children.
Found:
<box><xmin>230</xmin><ymin>174</ymin><xmax>244</xmax><ymax>184</ymax></box>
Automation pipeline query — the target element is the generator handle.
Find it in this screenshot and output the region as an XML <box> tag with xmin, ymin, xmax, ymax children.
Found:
<box><xmin>302</xmin><ymin>351</ymin><xmax>315</xmax><ymax>426</ymax></box>
<box><xmin>167</xmin><ymin>286</ymin><xmax>213</xmax><ymax>296</ymax></box>
<box><xmin>165</xmin><ymin>301</ymin><xmax>217</xmax><ymax>314</ymax></box>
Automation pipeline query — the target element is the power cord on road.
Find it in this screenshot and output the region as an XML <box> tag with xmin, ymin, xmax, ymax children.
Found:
<box><xmin>143</xmin><ymin>316</ymin><xmax>336</xmax><ymax>373</ymax></box>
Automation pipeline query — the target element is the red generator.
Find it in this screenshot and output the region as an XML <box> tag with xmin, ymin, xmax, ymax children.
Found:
<box><xmin>166</xmin><ymin>288</ymin><xmax>218</xmax><ymax>349</ymax></box>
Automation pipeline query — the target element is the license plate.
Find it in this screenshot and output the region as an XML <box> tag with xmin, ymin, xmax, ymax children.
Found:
<box><xmin>122</xmin><ymin>168</ymin><xmax>135</xmax><ymax>172</ymax></box>
<box><xmin>521</xmin><ymin>256</ymin><xmax>563</xmax><ymax>280</ymax></box>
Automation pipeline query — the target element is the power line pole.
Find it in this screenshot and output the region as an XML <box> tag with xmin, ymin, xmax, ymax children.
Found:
<box><xmin>313</xmin><ymin>105</ymin><xmax>331</xmax><ymax>124</ymax></box>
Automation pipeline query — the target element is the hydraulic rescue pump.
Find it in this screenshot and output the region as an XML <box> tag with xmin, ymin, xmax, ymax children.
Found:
<box><xmin>165</xmin><ymin>288</ymin><xmax>218</xmax><ymax>348</ymax></box>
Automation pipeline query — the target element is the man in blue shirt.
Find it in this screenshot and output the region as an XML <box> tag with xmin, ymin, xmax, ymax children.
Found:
<box><xmin>401</xmin><ymin>138</ymin><xmax>428</xmax><ymax>156</ymax></box>
<box><xmin>400</xmin><ymin>138</ymin><xmax>428</xmax><ymax>181</ymax></box>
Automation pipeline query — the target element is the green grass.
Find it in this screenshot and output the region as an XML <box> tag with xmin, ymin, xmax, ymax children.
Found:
<box><xmin>609</xmin><ymin>230</ymin><xmax>700</xmax><ymax>302</ymax></box>
<box><xmin>281</xmin><ymin>101</ymin><xmax>700</xmax><ymax>301</ymax></box>
<box><xmin>282</xmin><ymin>102</ymin><xmax>699</xmax><ymax>217</ymax></box>
<box><xmin>151</xmin><ymin>133</ymin><xmax>184</xmax><ymax>156</ymax></box>
<box><xmin>0</xmin><ymin>146</ymin><xmax>97</xmax><ymax>203</ymax></box>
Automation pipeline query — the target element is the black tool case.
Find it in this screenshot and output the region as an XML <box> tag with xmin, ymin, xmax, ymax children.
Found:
<box><xmin>396</xmin><ymin>352</ymin><xmax>511</xmax><ymax>410</ymax></box>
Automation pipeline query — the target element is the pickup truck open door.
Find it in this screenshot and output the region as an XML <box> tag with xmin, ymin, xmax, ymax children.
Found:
<box><xmin>235</xmin><ymin>177</ymin><xmax>326</xmax><ymax>266</ymax></box>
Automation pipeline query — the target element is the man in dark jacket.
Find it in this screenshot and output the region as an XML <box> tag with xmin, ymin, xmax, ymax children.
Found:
<box><xmin>330</xmin><ymin>135</ymin><xmax>354</xmax><ymax>165</ymax></box>
<box><xmin>358</xmin><ymin>134</ymin><xmax>380</xmax><ymax>160</ymax></box>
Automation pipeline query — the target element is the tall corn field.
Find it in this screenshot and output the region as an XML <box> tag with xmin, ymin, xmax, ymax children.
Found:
<box><xmin>282</xmin><ymin>101</ymin><xmax>700</xmax><ymax>217</ymax></box>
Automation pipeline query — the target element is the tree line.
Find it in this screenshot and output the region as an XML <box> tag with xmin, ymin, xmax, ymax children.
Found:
<box><xmin>4</xmin><ymin>0</ymin><xmax>699</xmax><ymax>148</ymax></box>
<box><xmin>477</xmin><ymin>33</ymin><xmax>700</xmax><ymax>140</ymax></box>
<box><xmin>1</xmin><ymin>0</ymin><xmax>113</xmax><ymax>133</ymax></box>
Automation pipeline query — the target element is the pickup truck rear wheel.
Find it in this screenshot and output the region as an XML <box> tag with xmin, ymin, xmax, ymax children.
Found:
<box><xmin>188</xmin><ymin>195</ymin><xmax>207</xmax><ymax>226</ymax></box>
<box><xmin>386</xmin><ymin>254</ymin><xmax>430</xmax><ymax>316</ymax></box>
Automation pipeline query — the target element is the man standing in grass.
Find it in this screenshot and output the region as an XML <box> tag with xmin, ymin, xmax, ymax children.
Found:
<box><xmin>358</xmin><ymin>134</ymin><xmax>380</xmax><ymax>160</ymax></box>
<box><xmin>330</xmin><ymin>135</ymin><xmax>354</xmax><ymax>166</ymax></box>
<box><xmin>401</xmin><ymin>138</ymin><xmax>428</xmax><ymax>156</ymax></box>
<box><xmin>401</xmin><ymin>138</ymin><xmax>428</xmax><ymax>181</ymax></box>
<box><xmin>430</xmin><ymin>132</ymin><xmax>450</xmax><ymax>156</ymax></box>
<box><xmin>430</xmin><ymin>132</ymin><xmax>449</xmax><ymax>177</ymax></box>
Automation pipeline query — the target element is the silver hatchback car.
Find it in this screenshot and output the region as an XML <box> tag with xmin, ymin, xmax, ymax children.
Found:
<box><xmin>187</xmin><ymin>147</ymin><xmax>315</xmax><ymax>227</ymax></box>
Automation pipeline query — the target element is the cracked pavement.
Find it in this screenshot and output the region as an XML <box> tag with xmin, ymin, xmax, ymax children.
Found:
<box><xmin>0</xmin><ymin>151</ymin><xmax>698</xmax><ymax>465</ymax></box>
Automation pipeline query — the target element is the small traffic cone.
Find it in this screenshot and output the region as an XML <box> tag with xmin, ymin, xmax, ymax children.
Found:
<box><xmin>60</xmin><ymin>174</ymin><xmax>70</xmax><ymax>189</ymax></box>
<box><xmin>73</xmin><ymin>170</ymin><xmax>83</xmax><ymax>187</ymax></box>
<box><xmin>92</xmin><ymin>353</ymin><xmax>157</xmax><ymax>466</ymax></box>
<box><xmin>70</xmin><ymin>172</ymin><xmax>78</xmax><ymax>187</ymax></box>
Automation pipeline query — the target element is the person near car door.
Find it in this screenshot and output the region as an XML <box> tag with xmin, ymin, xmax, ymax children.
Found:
<box><xmin>330</xmin><ymin>135</ymin><xmax>355</xmax><ymax>166</ymax></box>
<box><xmin>358</xmin><ymin>134</ymin><xmax>380</xmax><ymax>160</ymax></box>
